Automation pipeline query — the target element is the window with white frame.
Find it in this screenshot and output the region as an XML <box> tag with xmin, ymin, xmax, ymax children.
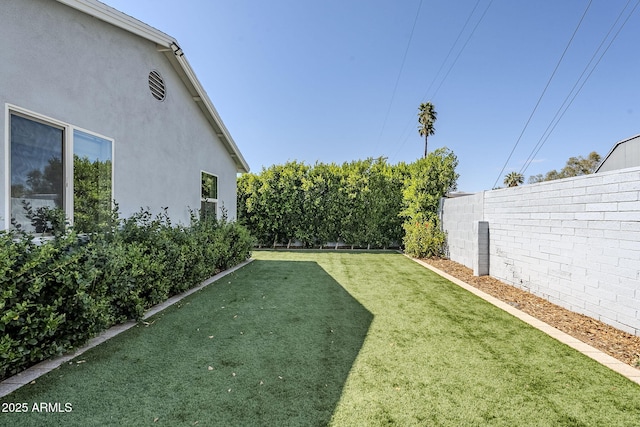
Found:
<box><xmin>8</xmin><ymin>108</ymin><xmax>113</xmax><ymax>233</ymax></box>
<box><xmin>201</xmin><ymin>171</ymin><xmax>218</xmax><ymax>220</ymax></box>
<box><xmin>72</xmin><ymin>129</ymin><xmax>113</xmax><ymax>232</ymax></box>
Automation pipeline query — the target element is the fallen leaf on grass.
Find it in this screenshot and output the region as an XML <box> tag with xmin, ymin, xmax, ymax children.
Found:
<box><xmin>208</xmin><ymin>336</ymin><xmax>214</xmax><ymax>339</ymax></box>
<box><xmin>142</xmin><ymin>320</ymin><xmax>156</xmax><ymax>327</ymax></box>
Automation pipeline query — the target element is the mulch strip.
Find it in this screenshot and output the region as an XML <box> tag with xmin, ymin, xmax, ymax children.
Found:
<box><xmin>421</xmin><ymin>258</ymin><xmax>640</xmax><ymax>368</ymax></box>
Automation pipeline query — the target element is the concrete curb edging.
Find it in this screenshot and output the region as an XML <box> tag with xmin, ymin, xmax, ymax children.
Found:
<box><xmin>406</xmin><ymin>255</ymin><xmax>640</xmax><ymax>386</ymax></box>
<box><xmin>0</xmin><ymin>258</ymin><xmax>255</xmax><ymax>398</ymax></box>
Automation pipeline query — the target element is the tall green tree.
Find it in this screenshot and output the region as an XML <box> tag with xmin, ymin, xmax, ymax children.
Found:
<box><xmin>528</xmin><ymin>151</ymin><xmax>601</xmax><ymax>183</ymax></box>
<box><xmin>504</xmin><ymin>171</ymin><xmax>524</xmax><ymax>187</ymax></box>
<box><xmin>418</xmin><ymin>102</ymin><xmax>437</xmax><ymax>158</ymax></box>
<box><xmin>400</xmin><ymin>148</ymin><xmax>458</xmax><ymax>258</ymax></box>
<box><xmin>400</xmin><ymin>147</ymin><xmax>459</xmax><ymax>223</ymax></box>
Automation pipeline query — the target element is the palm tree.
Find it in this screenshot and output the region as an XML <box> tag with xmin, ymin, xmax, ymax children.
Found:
<box><xmin>417</xmin><ymin>102</ymin><xmax>437</xmax><ymax>158</ymax></box>
<box><xmin>504</xmin><ymin>171</ymin><xmax>524</xmax><ymax>187</ymax></box>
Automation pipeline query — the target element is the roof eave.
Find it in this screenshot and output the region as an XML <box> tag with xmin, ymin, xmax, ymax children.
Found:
<box><xmin>55</xmin><ymin>0</ymin><xmax>250</xmax><ymax>173</ymax></box>
<box><xmin>56</xmin><ymin>0</ymin><xmax>174</xmax><ymax>45</ymax></box>
<box><xmin>169</xmin><ymin>50</ymin><xmax>250</xmax><ymax>173</ymax></box>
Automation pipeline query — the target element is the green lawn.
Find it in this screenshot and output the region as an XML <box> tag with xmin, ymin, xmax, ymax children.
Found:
<box><xmin>2</xmin><ymin>251</ymin><xmax>639</xmax><ymax>426</ymax></box>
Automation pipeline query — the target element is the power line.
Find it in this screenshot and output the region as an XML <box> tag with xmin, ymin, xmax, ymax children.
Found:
<box><xmin>428</xmin><ymin>0</ymin><xmax>493</xmax><ymax>102</ymax></box>
<box><xmin>420</xmin><ymin>0</ymin><xmax>483</xmax><ymax>103</ymax></box>
<box><xmin>491</xmin><ymin>0</ymin><xmax>593</xmax><ymax>189</ymax></box>
<box><xmin>374</xmin><ymin>0</ymin><xmax>423</xmax><ymax>153</ymax></box>
<box><xmin>389</xmin><ymin>0</ymin><xmax>493</xmax><ymax>161</ymax></box>
<box><xmin>519</xmin><ymin>0</ymin><xmax>640</xmax><ymax>177</ymax></box>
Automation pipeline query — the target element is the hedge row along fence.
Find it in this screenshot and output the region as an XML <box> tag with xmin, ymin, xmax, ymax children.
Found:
<box><xmin>237</xmin><ymin>148</ymin><xmax>459</xmax><ymax>255</ymax></box>
<box><xmin>0</xmin><ymin>207</ymin><xmax>254</xmax><ymax>381</ymax></box>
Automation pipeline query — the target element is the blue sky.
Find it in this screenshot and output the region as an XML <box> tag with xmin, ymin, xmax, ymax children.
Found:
<box><xmin>103</xmin><ymin>0</ymin><xmax>640</xmax><ymax>192</ymax></box>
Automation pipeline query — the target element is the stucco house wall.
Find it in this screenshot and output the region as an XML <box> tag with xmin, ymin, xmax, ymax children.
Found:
<box><xmin>1</xmin><ymin>0</ymin><xmax>248</xmax><ymax>229</ymax></box>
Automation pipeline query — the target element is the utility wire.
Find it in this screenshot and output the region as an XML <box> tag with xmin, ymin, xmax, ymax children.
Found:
<box><xmin>374</xmin><ymin>0</ymin><xmax>423</xmax><ymax>153</ymax></box>
<box><xmin>519</xmin><ymin>0</ymin><xmax>639</xmax><ymax>177</ymax></box>
<box><xmin>520</xmin><ymin>0</ymin><xmax>640</xmax><ymax>174</ymax></box>
<box><xmin>491</xmin><ymin>0</ymin><xmax>593</xmax><ymax>189</ymax></box>
<box><xmin>389</xmin><ymin>0</ymin><xmax>492</xmax><ymax>162</ymax></box>
<box><xmin>428</xmin><ymin>0</ymin><xmax>493</xmax><ymax>102</ymax></box>
<box><xmin>420</xmin><ymin>0</ymin><xmax>483</xmax><ymax>103</ymax></box>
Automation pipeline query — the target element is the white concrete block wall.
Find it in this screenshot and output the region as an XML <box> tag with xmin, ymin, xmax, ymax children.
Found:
<box><xmin>440</xmin><ymin>166</ymin><xmax>640</xmax><ymax>335</ymax></box>
<box><xmin>439</xmin><ymin>192</ymin><xmax>484</xmax><ymax>268</ymax></box>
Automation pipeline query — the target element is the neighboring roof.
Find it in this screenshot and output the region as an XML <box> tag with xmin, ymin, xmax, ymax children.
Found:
<box><xmin>444</xmin><ymin>192</ymin><xmax>476</xmax><ymax>198</ymax></box>
<box><xmin>595</xmin><ymin>134</ymin><xmax>640</xmax><ymax>173</ymax></box>
<box><xmin>55</xmin><ymin>0</ymin><xmax>250</xmax><ymax>173</ymax></box>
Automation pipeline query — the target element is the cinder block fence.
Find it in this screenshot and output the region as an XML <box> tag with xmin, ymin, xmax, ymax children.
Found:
<box><xmin>440</xmin><ymin>166</ymin><xmax>640</xmax><ymax>335</ymax></box>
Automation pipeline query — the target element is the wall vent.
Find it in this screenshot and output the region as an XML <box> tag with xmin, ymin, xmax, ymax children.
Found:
<box><xmin>148</xmin><ymin>70</ymin><xmax>166</xmax><ymax>101</ymax></box>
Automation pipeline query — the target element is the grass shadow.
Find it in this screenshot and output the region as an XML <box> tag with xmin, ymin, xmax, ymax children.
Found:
<box><xmin>1</xmin><ymin>260</ymin><xmax>372</xmax><ymax>426</ymax></box>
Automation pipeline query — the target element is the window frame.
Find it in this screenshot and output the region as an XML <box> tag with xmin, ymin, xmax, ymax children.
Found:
<box><xmin>200</xmin><ymin>170</ymin><xmax>218</xmax><ymax>220</ymax></box>
<box><xmin>4</xmin><ymin>104</ymin><xmax>115</xmax><ymax>231</ymax></box>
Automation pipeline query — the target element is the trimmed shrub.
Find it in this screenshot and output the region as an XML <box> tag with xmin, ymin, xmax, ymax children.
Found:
<box><xmin>0</xmin><ymin>207</ymin><xmax>253</xmax><ymax>381</ymax></box>
<box><xmin>403</xmin><ymin>218</ymin><xmax>447</xmax><ymax>258</ymax></box>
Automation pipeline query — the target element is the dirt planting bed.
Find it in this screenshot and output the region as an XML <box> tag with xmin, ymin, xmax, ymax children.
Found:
<box><xmin>421</xmin><ymin>258</ymin><xmax>640</xmax><ymax>368</ymax></box>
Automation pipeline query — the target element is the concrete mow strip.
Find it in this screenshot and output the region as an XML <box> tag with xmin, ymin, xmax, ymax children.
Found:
<box><xmin>407</xmin><ymin>255</ymin><xmax>640</xmax><ymax>386</ymax></box>
<box><xmin>0</xmin><ymin>259</ymin><xmax>254</xmax><ymax>398</ymax></box>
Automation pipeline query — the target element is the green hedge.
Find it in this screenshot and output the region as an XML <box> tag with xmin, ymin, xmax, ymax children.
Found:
<box><xmin>0</xmin><ymin>208</ymin><xmax>254</xmax><ymax>381</ymax></box>
<box><xmin>238</xmin><ymin>149</ymin><xmax>460</xmax><ymax>251</ymax></box>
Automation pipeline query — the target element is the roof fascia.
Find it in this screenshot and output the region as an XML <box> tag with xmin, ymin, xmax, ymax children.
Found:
<box><xmin>171</xmin><ymin>52</ymin><xmax>250</xmax><ymax>173</ymax></box>
<box><xmin>594</xmin><ymin>134</ymin><xmax>640</xmax><ymax>173</ymax></box>
<box><xmin>55</xmin><ymin>0</ymin><xmax>174</xmax><ymax>46</ymax></box>
<box><xmin>55</xmin><ymin>0</ymin><xmax>250</xmax><ymax>173</ymax></box>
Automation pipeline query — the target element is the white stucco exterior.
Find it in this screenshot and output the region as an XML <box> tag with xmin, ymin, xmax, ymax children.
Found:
<box><xmin>1</xmin><ymin>0</ymin><xmax>248</xmax><ymax>229</ymax></box>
